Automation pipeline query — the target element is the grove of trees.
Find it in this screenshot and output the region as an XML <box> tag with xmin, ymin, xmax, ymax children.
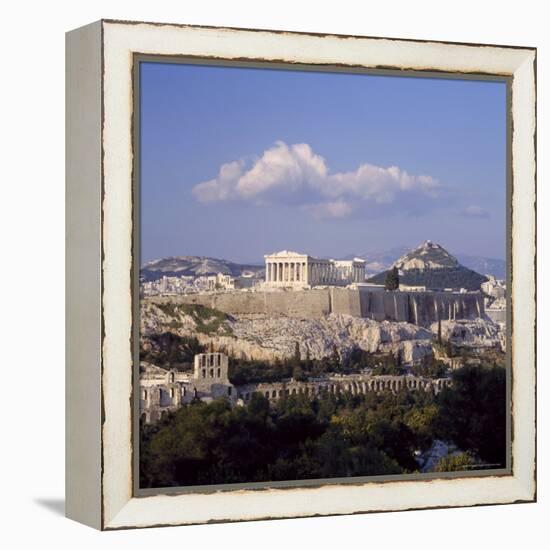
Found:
<box><xmin>140</xmin><ymin>364</ymin><xmax>507</xmax><ymax>488</ymax></box>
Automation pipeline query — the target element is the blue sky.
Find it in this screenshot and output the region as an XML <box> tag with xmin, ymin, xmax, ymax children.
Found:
<box><xmin>140</xmin><ymin>61</ymin><xmax>507</xmax><ymax>265</ymax></box>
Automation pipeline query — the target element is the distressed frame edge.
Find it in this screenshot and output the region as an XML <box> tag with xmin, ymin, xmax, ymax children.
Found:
<box><xmin>65</xmin><ymin>19</ymin><xmax>104</xmax><ymax>530</ymax></box>
<box><xmin>132</xmin><ymin>54</ymin><xmax>514</xmax><ymax>500</ymax></box>
<box><xmin>98</xmin><ymin>20</ymin><xmax>536</xmax><ymax>530</ymax></box>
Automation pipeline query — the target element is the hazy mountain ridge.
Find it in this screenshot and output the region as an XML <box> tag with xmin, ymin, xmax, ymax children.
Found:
<box><xmin>455</xmin><ymin>255</ymin><xmax>506</xmax><ymax>280</ymax></box>
<box><xmin>141</xmin><ymin>256</ymin><xmax>264</xmax><ymax>282</ymax></box>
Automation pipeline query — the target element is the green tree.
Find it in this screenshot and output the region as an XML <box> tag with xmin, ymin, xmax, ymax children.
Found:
<box><xmin>292</xmin><ymin>341</ymin><xmax>302</xmax><ymax>370</ymax></box>
<box><xmin>433</xmin><ymin>365</ymin><xmax>506</xmax><ymax>467</ymax></box>
<box><xmin>385</xmin><ymin>266</ymin><xmax>400</xmax><ymax>291</ymax></box>
<box><xmin>445</xmin><ymin>339</ymin><xmax>454</xmax><ymax>357</ymax></box>
<box><xmin>330</xmin><ymin>345</ymin><xmax>341</xmax><ymax>371</ymax></box>
<box><xmin>395</xmin><ymin>348</ymin><xmax>403</xmax><ymax>367</ymax></box>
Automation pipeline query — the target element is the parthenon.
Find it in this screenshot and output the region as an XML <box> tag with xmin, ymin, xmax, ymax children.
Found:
<box><xmin>264</xmin><ymin>250</ymin><xmax>365</xmax><ymax>288</ymax></box>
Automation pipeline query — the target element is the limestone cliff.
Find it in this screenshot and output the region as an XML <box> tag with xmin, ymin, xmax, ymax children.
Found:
<box><xmin>140</xmin><ymin>301</ymin><xmax>435</xmax><ymax>363</ymax></box>
<box><xmin>430</xmin><ymin>319</ymin><xmax>502</xmax><ymax>349</ymax></box>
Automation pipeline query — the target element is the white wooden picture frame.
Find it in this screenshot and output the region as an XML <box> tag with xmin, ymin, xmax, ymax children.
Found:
<box><xmin>66</xmin><ymin>19</ymin><xmax>536</xmax><ymax>530</ymax></box>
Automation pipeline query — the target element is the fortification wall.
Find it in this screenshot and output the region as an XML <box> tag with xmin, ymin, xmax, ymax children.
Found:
<box><xmin>331</xmin><ymin>287</ymin><xmax>362</xmax><ymax>317</ymax></box>
<box><xmin>160</xmin><ymin>288</ymin><xmax>330</xmax><ymax>317</ymax></box>
<box><xmin>151</xmin><ymin>287</ymin><xmax>484</xmax><ymax>326</ymax></box>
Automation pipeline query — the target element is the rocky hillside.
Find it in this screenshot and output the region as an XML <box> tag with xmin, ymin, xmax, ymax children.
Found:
<box><xmin>141</xmin><ymin>256</ymin><xmax>264</xmax><ymax>282</ymax></box>
<box><xmin>140</xmin><ymin>301</ymin><xmax>434</xmax><ymax>364</ymax></box>
<box><xmin>430</xmin><ymin>319</ymin><xmax>503</xmax><ymax>349</ymax></box>
<box><xmin>367</xmin><ymin>241</ymin><xmax>488</xmax><ymax>291</ymax></box>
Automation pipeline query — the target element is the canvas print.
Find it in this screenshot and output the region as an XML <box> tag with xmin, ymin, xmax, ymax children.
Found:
<box><xmin>137</xmin><ymin>61</ymin><xmax>508</xmax><ymax>490</ymax></box>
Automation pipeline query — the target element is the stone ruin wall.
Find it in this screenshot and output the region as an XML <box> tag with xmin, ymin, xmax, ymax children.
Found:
<box><xmin>151</xmin><ymin>287</ymin><xmax>484</xmax><ymax>327</ymax></box>
<box><xmin>140</xmin><ymin>373</ymin><xmax>452</xmax><ymax>424</ymax></box>
<box><xmin>240</xmin><ymin>374</ymin><xmax>452</xmax><ymax>404</ymax></box>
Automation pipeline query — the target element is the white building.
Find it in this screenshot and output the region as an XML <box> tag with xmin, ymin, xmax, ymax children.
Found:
<box><xmin>264</xmin><ymin>250</ymin><xmax>365</xmax><ymax>288</ymax></box>
<box><xmin>481</xmin><ymin>276</ymin><xmax>506</xmax><ymax>299</ymax></box>
<box><xmin>207</xmin><ymin>273</ymin><xmax>236</xmax><ymax>291</ymax></box>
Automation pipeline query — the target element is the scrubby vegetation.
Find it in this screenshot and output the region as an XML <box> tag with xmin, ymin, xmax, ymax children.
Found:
<box><xmin>140</xmin><ymin>334</ymin><xmax>205</xmax><ymax>370</ymax></box>
<box><xmin>228</xmin><ymin>345</ymin><xmax>401</xmax><ymax>385</ymax></box>
<box><xmin>156</xmin><ymin>302</ymin><xmax>233</xmax><ymax>336</ymax></box>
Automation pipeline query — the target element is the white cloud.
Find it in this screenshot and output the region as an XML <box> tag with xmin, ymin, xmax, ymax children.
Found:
<box><xmin>192</xmin><ymin>141</ymin><xmax>441</xmax><ymax>218</ymax></box>
<box><xmin>461</xmin><ymin>205</ymin><xmax>490</xmax><ymax>219</ymax></box>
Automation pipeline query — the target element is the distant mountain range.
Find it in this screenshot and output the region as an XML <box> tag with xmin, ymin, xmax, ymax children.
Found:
<box><xmin>366</xmin><ymin>241</ymin><xmax>489</xmax><ymax>291</ymax></box>
<box><xmin>454</xmin><ymin>255</ymin><xmax>506</xmax><ymax>280</ymax></box>
<box><xmin>141</xmin><ymin>244</ymin><xmax>505</xmax><ymax>284</ymax></box>
<box><xmin>140</xmin><ymin>256</ymin><xmax>264</xmax><ymax>282</ymax></box>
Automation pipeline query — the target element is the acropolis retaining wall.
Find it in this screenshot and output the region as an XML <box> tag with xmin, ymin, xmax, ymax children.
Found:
<box><xmin>149</xmin><ymin>287</ymin><xmax>484</xmax><ymax>327</ymax></box>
